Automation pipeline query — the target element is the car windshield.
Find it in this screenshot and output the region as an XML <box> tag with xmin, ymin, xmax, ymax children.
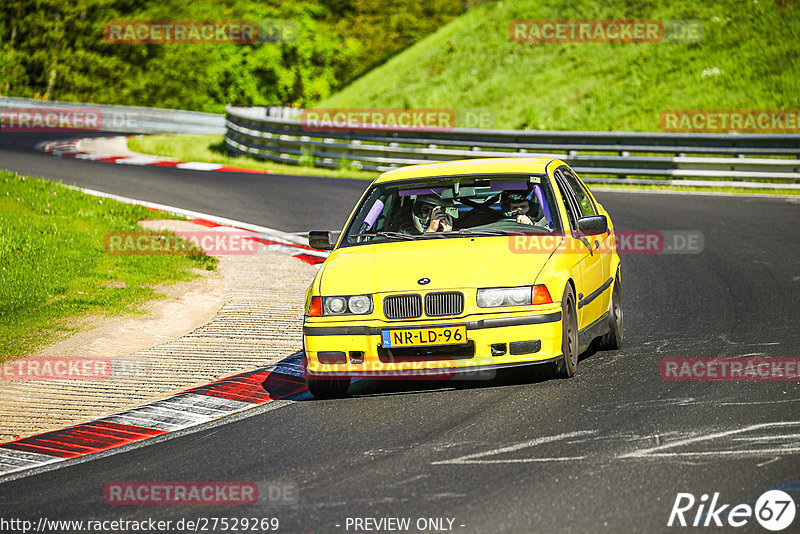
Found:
<box><xmin>340</xmin><ymin>174</ymin><xmax>562</xmax><ymax>247</ymax></box>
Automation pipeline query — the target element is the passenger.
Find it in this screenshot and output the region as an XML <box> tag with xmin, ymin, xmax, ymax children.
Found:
<box><xmin>500</xmin><ymin>190</ymin><xmax>545</xmax><ymax>226</ymax></box>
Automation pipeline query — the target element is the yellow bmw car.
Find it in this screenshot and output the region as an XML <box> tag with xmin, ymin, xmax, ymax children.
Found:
<box><xmin>303</xmin><ymin>158</ymin><xmax>622</xmax><ymax>398</ymax></box>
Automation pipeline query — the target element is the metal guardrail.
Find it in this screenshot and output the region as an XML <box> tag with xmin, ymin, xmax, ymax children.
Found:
<box><xmin>2</xmin><ymin>96</ymin><xmax>225</xmax><ymax>134</ymax></box>
<box><xmin>225</xmin><ymin>106</ymin><xmax>800</xmax><ymax>189</ymax></box>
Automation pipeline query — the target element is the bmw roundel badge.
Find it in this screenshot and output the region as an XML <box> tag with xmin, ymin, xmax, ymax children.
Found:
<box><xmin>418</xmin><ymin>278</ymin><xmax>431</xmax><ymax>285</ymax></box>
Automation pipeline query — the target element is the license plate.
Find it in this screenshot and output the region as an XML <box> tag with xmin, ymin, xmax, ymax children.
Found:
<box><xmin>381</xmin><ymin>325</ymin><xmax>467</xmax><ymax>348</ymax></box>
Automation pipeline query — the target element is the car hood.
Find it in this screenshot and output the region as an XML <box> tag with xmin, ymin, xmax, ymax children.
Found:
<box><xmin>317</xmin><ymin>236</ymin><xmax>562</xmax><ymax>295</ymax></box>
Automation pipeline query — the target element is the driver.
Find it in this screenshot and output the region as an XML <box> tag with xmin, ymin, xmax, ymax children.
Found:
<box><xmin>412</xmin><ymin>195</ymin><xmax>453</xmax><ymax>233</ymax></box>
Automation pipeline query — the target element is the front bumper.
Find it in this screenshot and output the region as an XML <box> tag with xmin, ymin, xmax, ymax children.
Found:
<box><xmin>303</xmin><ymin>308</ymin><xmax>563</xmax><ymax>379</ymax></box>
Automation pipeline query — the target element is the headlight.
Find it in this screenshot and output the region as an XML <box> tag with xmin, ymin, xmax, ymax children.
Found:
<box><xmin>323</xmin><ymin>296</ymin><xmax>348</xmax><ymax>315</ymax></box>
<box><xmin>477</xmin><ymin>286</ymin><xmax>532</xmax><ymax>308</ymax></box>
<box><xmin>322</xmin><ymin>295</ymin><xmax>373</xmax><ymax>315</ymax></box>
<box><xmin>348</xmin><ymin>295</ymin><xmax>372</xmax><ymax>314</ymax></box>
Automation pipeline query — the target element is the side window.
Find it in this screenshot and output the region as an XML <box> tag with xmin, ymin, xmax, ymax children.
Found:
<box><xmin>554</xmin><ymin>172</ymin><xmax>581</xmax><ymax>230</ymax></box>
<box><xmin>560</xmin><ymin>168</ymin><xmax>596</xmax><ymax>217</ymax></box>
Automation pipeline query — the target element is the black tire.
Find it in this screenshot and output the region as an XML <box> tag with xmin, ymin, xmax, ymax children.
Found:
<box><xmin>306</xmin><ymin>377</ymin><xmax>351</xmax><ymax>399</ymax></box>
<box><xmin>598</xmin><ymin>273</ymin><xmax>623</xmax><ymax>350</ymax></box>
<box><xmin>302</xmin><ymin>352</ymin><xmax>351</xmax><ymax>399</ymax></box>
<box><xmin>550</xmin><ymin>284</ymin><xmax>579</xmax><ymax>378</ymax></box>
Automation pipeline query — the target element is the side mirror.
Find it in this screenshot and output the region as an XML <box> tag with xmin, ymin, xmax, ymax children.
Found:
<box><xmin>308</xmin><ymin>231</ymin><xmax>335</xmax><ymax>250</ymax></box>
<box><xmin>576</xmin><ymin>215</ymin><xmax>608</xmax><ymax>236</ymax></box>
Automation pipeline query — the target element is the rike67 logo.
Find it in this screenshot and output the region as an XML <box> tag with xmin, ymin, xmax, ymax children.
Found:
<box><xmin>668</xmin><ymin>490</ymin><xmax>796</xmax><ymax>530</ymax></box>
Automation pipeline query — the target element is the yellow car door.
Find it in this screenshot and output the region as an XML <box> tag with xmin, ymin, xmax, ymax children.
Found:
<box><xmin>560</xmin><ymin>166</ymin><xmax>613</xmax><ymax>317</ymax></box>
<box><xmin>552</xmin><ymin>167</ymin><xmax>607</xmax><ymax>332</ymax></box>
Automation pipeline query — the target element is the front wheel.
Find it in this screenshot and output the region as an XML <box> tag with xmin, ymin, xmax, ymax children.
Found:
<box><xmin>306</xmin><ymin>377</ymin><xmax>351</xmax><ymax>399</ymax></box>
<box><xmin>303</xmin><ymin>352</ymin><xmax>350</xmax><ymax>399</ymax></box>
<box><xmin>549</xmin><ymin>284</ymin><xmax>578</xmax><ymax>379</ymax></box>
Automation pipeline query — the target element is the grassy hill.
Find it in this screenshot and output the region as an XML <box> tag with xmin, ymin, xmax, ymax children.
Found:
<box><xmin>319</xmin><ymin>0</ymin><xmax>800</xmax><ymax>131</ymax></box>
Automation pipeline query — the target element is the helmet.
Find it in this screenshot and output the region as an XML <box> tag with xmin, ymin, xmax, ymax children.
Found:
<box><xmin>412</xmin><ymin>194</ymin><xmax>443</xmax><ymax>233</ymax></box>
<box><xmin>500</xmin><ymin>188</ymin><xmax>532</xmax><ymax>216</ymax></box>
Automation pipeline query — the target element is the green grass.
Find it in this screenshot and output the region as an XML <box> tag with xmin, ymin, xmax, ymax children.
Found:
<box><xmin>318</xmin><ymin>0</ymin><xmax>800</xmax><ymax>131</ymax></box>
<box><xmin>127</xmin><ymin>134</ymin><xmax>377</xmax><ymax>180</ymax></box>
<box><xmin>0</xmin><ymin>171</ymin><xmax>217</xmax><ymax>360</ymax></box>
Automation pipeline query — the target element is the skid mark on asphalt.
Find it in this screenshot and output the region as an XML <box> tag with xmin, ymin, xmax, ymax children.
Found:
<box><xmin>431</xmin><ymin>430</ymin><xmax>595</xmax><ymax>465</ymax></box>
<box><xmin>385</xmin><ymin>474</ymin><xmax>428</xmax><ymax>488</ymax></box>
<box><xmin>640</xmin><ymin>335</ymin><xmax>789</xmax><ymax>360</ymax></box>
<box><xmin>587</xmin><ymin>396</ymin><xmax>800</xmax><ymax>413</ymax></box>
<box><xmin>620</xmin><ymin>421</ymin><xmax>800</xmax><ymax>459</ymax></box>
<box><xmin>363</xmin><ymin>440</ymin><xmax>479</xmax><ymax>459</ymax></box>
<box><xmin>430</xmin><ymin>422</ymin><xmax>800</xmax><ymax>465</ymax></box>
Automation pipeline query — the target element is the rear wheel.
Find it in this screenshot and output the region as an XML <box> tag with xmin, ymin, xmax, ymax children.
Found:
<box><xmin>598</xmin><ymin>273</ymin><xmax>623</xmax><ymax>350</ymax></box>
<box><xmin>550</xmin><ymin>284</ymin><xmax>578</xmax><ymax>378</ymax></box>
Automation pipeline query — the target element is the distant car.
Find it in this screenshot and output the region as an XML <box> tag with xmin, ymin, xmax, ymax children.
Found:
<box><xmin>302</xmin><ymin>158</ymin><xmax>622</xmax><ymax>398</ymax></box>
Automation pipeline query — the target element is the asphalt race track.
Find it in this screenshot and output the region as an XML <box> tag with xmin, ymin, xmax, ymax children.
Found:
<box><xmin>2</xmin><ymin>132</ymin><xmax>800</xmax><ymax>532</ymax></box>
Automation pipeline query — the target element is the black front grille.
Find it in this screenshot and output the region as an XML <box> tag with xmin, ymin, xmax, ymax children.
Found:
<box><xmin>377</xmin><ymin>340</ymin><xmax>475</xmax><ymax>362</ymax></box>
<box><xmin>424</xmin><ymin>292</ymin><xmax>464</xmax><ymax>317</ymax></box>
<box><xmin>383</xmin><ymin>294</ymin><xmax>423</xmax><ymax>319</ymax></box>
